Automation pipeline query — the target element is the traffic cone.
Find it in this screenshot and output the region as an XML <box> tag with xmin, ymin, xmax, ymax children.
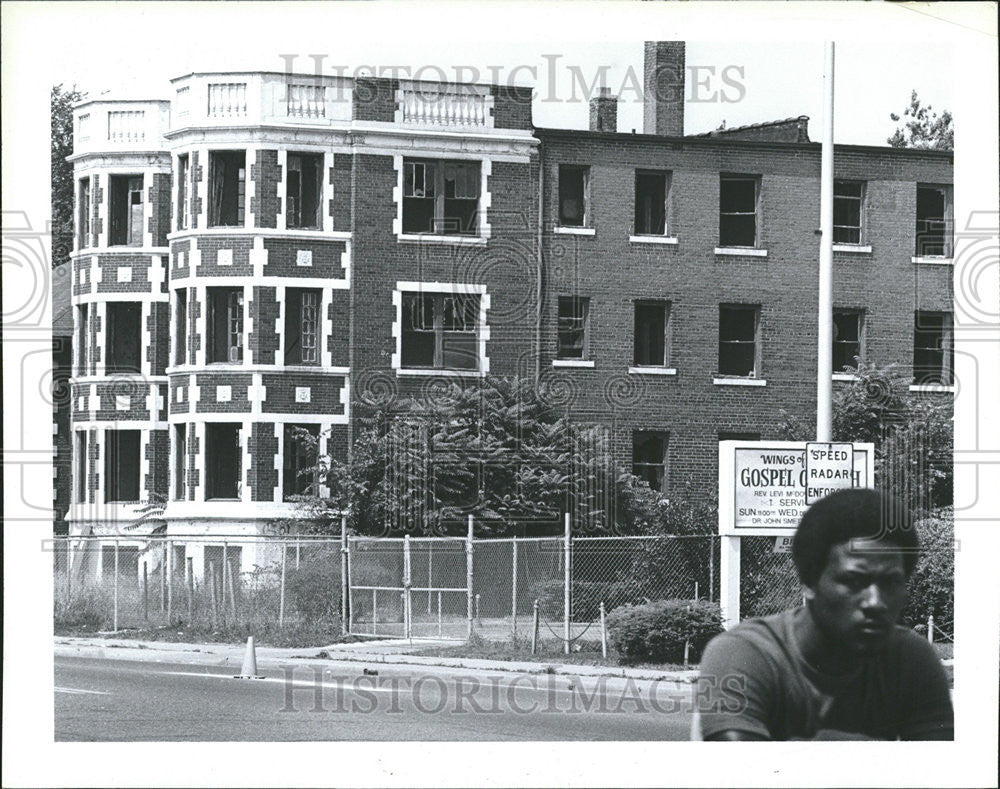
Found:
<box><xmin>234</xmin><ymin>636</ymin><xmax>264</xmax><ymax>679</ymax></box>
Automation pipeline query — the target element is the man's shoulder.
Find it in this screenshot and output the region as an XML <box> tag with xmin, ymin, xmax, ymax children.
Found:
<box><xmin>701</xmin><ymin>609</ymin><xmax>798</xmax><ymax>673</ymax></box>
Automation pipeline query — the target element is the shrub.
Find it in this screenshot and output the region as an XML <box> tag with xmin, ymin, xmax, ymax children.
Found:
<box><xmin>54</xmin><ymin>578</ymin><xmax>111</xmax><ymax>631</ymax></box>
<box><xmin>606</xmin><ymin>599</ymin><xmax>723</xmax><ymax>665</ymax></box>
<box><xmin>285</xmin><ymin>553</ymin><xmax>342</xmax><ymax>623</ymax></box>
<box><xmin>901</xmin><ymin>507</ymin><xmax>954</xmax><ymax>637</ymax></box>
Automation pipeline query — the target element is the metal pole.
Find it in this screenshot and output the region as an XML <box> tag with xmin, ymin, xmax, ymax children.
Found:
<box><xmin>720</xmin><ymin>535</ymin><xmax>741</xmax><ymax>629</ymax></box>
<box><xmin>475</xmin><ymin>594</ymin><xmax>481</xmax><ymax>622</ymax></box>
<box><xmin>166</xmin><ymin>540</ymin><xmax>173</xmax><ymax>624</ymax></box>
<box><xmin>511</xmin><ymin>536</ymin><xmax>518</xmax><ymax>638</ymax></box>
<box><xmin>113</xmin><ymin>540</ymin><xmax>119</xmax><ymax>632</ymax></box>
<box><xmin>427</xmin><ymin>541</ymin><xmax>433</xmax><ymax>615</ymax></box>
<box><xmin>816</xmin><ymin>40</ymin><xmax>835</xmax><ymax>442</ymax></box>
<box><xmin>208</xmin><ymin>560</ymin><xmax>218</xmax><ymax>628</ymax></box>
<box><xmin>159</xmin><ymin>542</ymin><xmax>166</xmax><ymax>614</ymax></box>
<box><xmin>531</xmin><ymin>599</ymin><xmax>539</xmax><ymax>655</ymax></box>
<box><xmin>403</xmin><ymin>534</ymin><xmax>412</xmax><ymax>640</ymax></box>
<box><xmin>340</xmin><ymin>515</ymin><xmax>348</xmax><ymax>636</ymax></box>
<box><xmin>437</xmin><ymin>590</ymin><xmax>442</xmax><ymax>638</ymax></box>
<box><xmin>143</xmin><ymin>562</ymin><xmax>149</xmax><ymax>622</ymax></box>
<box><xmin>928</xmin><ymin>613</ymin><xmax>935</xmax><ymax>644</ymax></box>
<box><xmin>466</xmin><ymin>513</ymin><xmax>474</xmax><ymax>640</ymax></box>
<box><xmin>694</xmin><ymin>581</ymin><xmax>699</xmax><ymax>601</ymax></box>
<box><xmin>186</xmin><ymin>556</ymin><xmax>194</xmax><ymax>622</ymax></box>
<box><xmin>226</xmin><ymin>560</ymin><xmax>237</xmax><ymax>618</ymax></box>
<box><xmin>563</xmin><ymin>512</ymin><xmax>571</xmax><ymax>655</ymax></box>
<box><xmin>221</xmin><ymin>542</ymin><xmax>228</xmax><ymax>609</ymax></box>
<box><xmin>372</xmin><ymin>588</ymin><xmax>377</xmax><ymax>636</ymax></box>
<box><xmin>599</xmin><ymin>601</ymin><xmax>607</xmax><ymax>659</ymax></box>
<box><xmin>347</xmin><ymin>536</ymin><xmax>355</xmax><ymax>635</ymax></box>
<box><xmin>709</xmin><ymin>538</ymin><xmax>715</xmax><ymax>603</ymax></box>
<box><xmin>279</xmin><ymin>541</ymin><xmax>287</xmax><ymax>628</ymax></box>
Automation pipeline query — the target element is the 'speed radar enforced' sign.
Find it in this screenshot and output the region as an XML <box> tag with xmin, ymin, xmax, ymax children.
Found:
<box><xmin>718</xmin><ymin>440</ymin><xmax>874</xmax><ymax>536</ymax></box>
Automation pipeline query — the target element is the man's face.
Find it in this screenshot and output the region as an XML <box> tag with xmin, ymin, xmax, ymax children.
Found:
<box><xmin>804</xmin><ymin>538</ymin><xmax>908</xmax><ymax>656</ymax></box>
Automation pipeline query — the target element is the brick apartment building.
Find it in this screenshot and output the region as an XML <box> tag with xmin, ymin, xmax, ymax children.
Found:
<box><xmin>62</xmin><ymin>42</ymin><xmax>954</xmax><ymax>579</ymax></box>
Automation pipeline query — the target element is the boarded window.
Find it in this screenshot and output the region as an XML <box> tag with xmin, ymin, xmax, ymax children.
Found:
<box><xmin>78</xmin><ymin>178</ymin><xmax>91</xmax><ymax>248</ymax></box>
<box><xmin>719</xmin><ymin>175</ymin><xmax>758</xmax><ymax>247</ymax></box>
<box><xmin>177</xmin><ymin>154</ymin><xmax>189</xmax><ymax>230</ymax></box>
<box><xmin>75</xmin><ymin>431</ymin><xmax>87</xmax><ymax>503</ymax></box>
<box><xmin>174</xmin><ymin>289</ymin><xmax>187</xmax><ymax>366</ymax></box>
<box><xmin>77</xmin><ymin>304</ymin><xmax>89</xmax><ymax>375</ymax></box>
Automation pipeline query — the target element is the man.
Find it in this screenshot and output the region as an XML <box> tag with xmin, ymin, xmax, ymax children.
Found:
<box><xmin>696</xmin><ymin>488</ymin><xmax>953</xmax><ymax>740</ymax></box>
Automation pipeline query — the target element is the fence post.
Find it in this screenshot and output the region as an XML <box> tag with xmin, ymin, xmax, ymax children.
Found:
<box><xmin>226</xmin><ymin>560</ymin><xmax>237</xmax><ymax>618</ymax></box>
<box><xmin>143</xmin><ymin>563</ymin><xmax>149</xmax><ymax>622</ymax></box>
<box><xmin>563</xmin><ymin>512</ymin><xmax>571</xmax><ymax>655</ymax></box>
<box><xmin>720</xmin><ymin>535</ymin><xmax>741</xmax><ymax>629</ymax></box>
<box><xmin>709</xmin><ymin>537</ymin><xmax>715</xmax><ymax>603</ymax></box>
<box><xmin>511</xmin><ymin>535</ymin><xmax>518</xmax><ymax>638</ymax></box>
<box><xmin>599</xmin><ymin>600</ymin><xmax>607</xmax><ymax>659</ymax></box>
<box><xmin>340</xmin><ymin>515</ymin><xmax>348</xmax><ymax>637</ymax></box>
<box><xmin>346</xmin><ymin>536</ymin><xmax>354</xmax><ymax>636</ymax></box>
<box><xmin>437</xmin><ymin>590</ymin><xmax>442</xmax><ymax>638</ymax></box>
<box><xmin>278</xmin><ymin>541</ymin><xmax>287</xmax><ymax>628</ymax></box>
<box><xmin>403</xmin><ymin>533</ymin><xmax>412</xmax><ymax>640</ymax></box>
<box><xmin>113</xmin><ymin>540</ymin><xmax>119</xmax><ymax>632</ymax></box>
<box><xmin>159</xmin><ymin>542</ymin><xmax>166</xmax><ymax>614</ymax></box>
<box><xmin>531</xmin><ymin>599</ymin><xmax>539</xmax><ymax>655</ymax></box>
<box><xmin>427</xmin><ymin>540</ymin><xmax>433</xmax><ymax>615</ymax></box>
<box><xmin>186</xmin><ymin>556</ymin><xmax>194</xmax><ymax>622</ymax></box>
<box><xmin>208</xmin><ymin>560</ymin><xmax>218</xmax><ymax>628</ymax></box>
<box><xmin>372</xmin><ymin>588</ymin><xmax>377</xmax><ymax>636</ymax></box>
<box><xmin>221</xmin><ymin>542</ymin><xmax>228</xmax><ymax>610</ymax></box>
<box><xmin>466</xmin><ymin>514</ymin><xmax>474</xmax><ymax>640</ymax></box>
<box><xmin>927</xmin><ymin>613</ymin><xmax>935</xmax><ymax>644</ymax></box>
<box><xmin>166</xmin><ymin>540</ymin><xmax>173</xmax><ymax>624</ymax></box>
<box><xmin>475</xmin><ymin>594</ymin><xmax>480</xmax><ymax>622</ymax></box>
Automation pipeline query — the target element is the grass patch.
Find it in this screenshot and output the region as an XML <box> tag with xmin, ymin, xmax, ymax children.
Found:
<box><xmin>55</xmin><ymin>620</ymin><xmax>358</xmax><ymax>649</ymax></box>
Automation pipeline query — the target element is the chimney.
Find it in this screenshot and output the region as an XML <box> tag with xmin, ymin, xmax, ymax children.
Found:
<box><xmin>643</xmin><ymin>41</ymin><xmax>685</xmax><ymax>136</ymax></box>
<box><xmin>589</xmin><ymin>87</ymin><xmax>618</xmax><ymax>133</ymax></box>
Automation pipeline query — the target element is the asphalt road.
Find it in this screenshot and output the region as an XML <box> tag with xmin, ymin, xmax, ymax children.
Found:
<box><xmin>55</xmin><ymin>655</ymin><xmax>696</xmax><ymax>741</ymax></box>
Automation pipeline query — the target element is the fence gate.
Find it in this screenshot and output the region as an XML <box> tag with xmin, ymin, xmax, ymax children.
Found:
<box><xmin>347</xmin><ymin>535</ymin><xmax>469</xmax><ymax>640</ymax></box>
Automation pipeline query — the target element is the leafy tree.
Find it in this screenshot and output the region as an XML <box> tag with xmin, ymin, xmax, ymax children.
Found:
<box><xmin>52</xmin><ymin>84</ymin><xmax>86</xmax><ymax>268</ymax></box>
<box><xmin>887</xmin><ymin>90</ymin><xmax>954</xmax><ymax>151</ymax></box>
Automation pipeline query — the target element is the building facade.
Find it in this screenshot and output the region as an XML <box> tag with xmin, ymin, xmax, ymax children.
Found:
<box><xmin>63</xmin><ymin>42</ymin><xmax>954</xmax><ymax>576</ymax></box>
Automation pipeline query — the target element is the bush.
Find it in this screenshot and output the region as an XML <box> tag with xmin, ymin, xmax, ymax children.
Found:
<box><xmin>54</xmin><ymin>578</ymin><xmax>111</xmax><ymax>631</ymax></box>
<box><xmin>901</xmin><ymin>507</ymin><xmax>954</xmax><ymax>636</ymax></box>
<box><xmin>606</xmin><ymin>599</ymin><xmax>722</xmax><ymax>665</ymax></box>
<box><xmin>285</xmin><ymin>552</ymin><xmax>342</xmax><ymax>623</ymax></box>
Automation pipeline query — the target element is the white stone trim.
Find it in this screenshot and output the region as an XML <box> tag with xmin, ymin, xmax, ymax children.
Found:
<box><xmin>273</xmin><ymin>422</ymin><xmax>283</xmax><ymax>504</ymax></box>
<box><xmin>169</xmin><ymin>412</ymin><xmax>347</xmax><ymax>425</ymax></box>
<box><xmin>150</xmin><ymin>254</ymin><xmax>166</xmax><ymax>292</ymax></box>
<box><xmin>96</xmin><ymin>173</ymin><xmax>108</xmax><ymax>248</ymax></box>
<box><xmin>296</xmin><ymin>250</ymin><xmax>313</xmax><ymax>267</ymax></box>
<box><xmin>166</xmin><ymin>363</ymin><xmax>349</xmax><ymax>376</ymax></box>
<box><xmin>911</xmin><ymin>256</ymin><xmax>954</xmax><ymax>265</ymax></box>
<box><xmin>241</xmin><ymin>418</ymin><xmax>252</xmax><ymax>503</ymax></box>
<box><xmin>242</xmin><ymin>283</ymin><xmax>251</xmax><ymax>368</ymax></box>
<box><xmin>249</xmin><ymin>235</ymin><xmax>267</xmax><ymax>278</ymax></box>
<box><xmin>217</xmin><ymin>249</ymin><xmax>233</xmax><ymax>266</ymax></box>
<box><xmin>554</xmin><ymin>226</ymin><xmax>595</xmax><ymax>236</ymax></box>
<box><xmin>629</xmin><ymin>235</ymin><xmax>679</xmax><ymax>245</ymax></box>
<box><xmin>276</xmin><ymin>284</ymin><xmax>286</xmax><ymax>365</ymax></box>
<box><xmin>194</xmin><ymin>285</ymin><xmax>207</xmax><ymax>367</ymax></box>
<box><xmin>340</xmin><ymin>241</ymin><xmax>351</xmax><ymax>288</ymax></box>
<box><xmin>320</xmin><ymin>288</ymin><xmax>332</xmax><ymax>367</ymax></box>
<box><xmin>167</xmin><ymin>228</ymin><xmax>351</xmax><ymax>242</ymax></box>
<box><xmin>72</xmin><ymin>292</ymin><xmax>169</xmax><ymax>306</ymax></box>
<box><xmin>323</xmin><ymin>151</ymin><xmax>334</xmax><ymax>234</ymax></box>
<box><xmin>168</xmin><ymin>272</ymin><xmax>348</xmax><ymax>290</ymax></box>
<box><xmin>70</xmin><ymin>247</ymin><xmax>170</xmax><ymax>258</ymax></box>
<box><xmin>832</xmin><ymin>372</ymin><xmax>860</xmax><ymax>382</ymax></box>
<box><xmin>391</xmin><ymin>281</ymin><xmax>490</xmax><ymax>377</ymax></box>
<box><xmin>715</xmin><ymin>247</ymin><xmax>768</xmax><ymax>257</ymax></box>
<box><xmin>276</xmin><ymin>149</ymin><xmax>288</xmax><ymax>231</ymax></box>
<box><xmin>143</xmin><ymin>168</ymin><xmax>155</xmax><ymax>248</ymax></box>
<box><xmin>192</xmin><ymin>421</ymin><xmax>204</xmax><ymax>502</ymax></box>
<box><xmin>196</xmin><ymin>146</ymin><xmax>209</xmax><ymax>230</ymax></box>
<box><xmin>245</xmin><ymin>147</ymin><xmax>256</xmax><ymax>230</ymax></box>
<box><xmin>628</xmin><ymin>366</ymin><xmax>677</xmax><ymax>376</ymax></box>
<box><xmin>909</xmin><ymin>383</ymin><xmax>955</xmax><ymax>393</ymax></box>
<box><xmin>140</xmin><ymin>428</ymin><xmax>150</xmax><ymax>500</ymax></box>
<box><xmin>140</xmin><ymin>300</ymin><xmax>151</xmax><ymax>376</ymax></box>
<box><xmin>833</xmin><ymin>244</ymin><xmax>873</xmax><ymax>254</ymax></box>
<box><xmin>116</xmin><ymin>267</ymin><xmax>133</xmax><ymax>283</ymax></box>
<box><xmin>397</xmin><ymin>234</ymin><xmax>488</xmax><ymax>247</ymax></box>
<box><xmin>552</xmin><ymin>359</ymin><xmax>595</xmax><ymax>368</ymax></box>
<box><xmin>713</xmin><ymin>377</ymin><xmax>767</xmax><ymax>387</ymax></box>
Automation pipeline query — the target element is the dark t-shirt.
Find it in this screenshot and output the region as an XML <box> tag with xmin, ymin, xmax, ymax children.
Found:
<box><xmin>697</xmin><ymin>607</ymin><xmax>953</xmax><ymax>740</ymax></box>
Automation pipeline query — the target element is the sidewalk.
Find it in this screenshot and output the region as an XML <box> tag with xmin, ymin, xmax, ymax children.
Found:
<box><xmin>54</xmin><ymin>636</ymin><xmax>699</xmax><ymax>683</ymax></box>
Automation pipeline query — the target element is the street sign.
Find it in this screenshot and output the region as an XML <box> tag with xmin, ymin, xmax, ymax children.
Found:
<box><xmin>773</xmin><ymin>536</ymin><xmax>794</xmax><ymax>553</ymax></box>
<box><xmin>805</xmin><ymin>442</ymin><xmax>854</xmax><ymax>504</ymax></box>
<box><xmin>719</xmin><ymin>440</ymin><xmax>874</xmax><ymax>536</ymax></box>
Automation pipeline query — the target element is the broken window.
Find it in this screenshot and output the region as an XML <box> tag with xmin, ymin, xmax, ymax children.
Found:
<box><xmin>283</xmin><ymin>423</ymin><xmax>319</xmax><ymax>500</ymax></box>
<box><xmin>400</xmin><ymin>291</ymin><xmax>480</xmax><ymax>370</ymax></box>
<box><xmin>174</xmin><ymin>289</ymin><xmax>187</xmax><ymax>366</ymax></box>
<box><xmin>402</xmin><ymin>159</ymin><xmax>480</xmax><ymax>235</ymax></box>
<box><xmin>177</xmin><ymin>154</ymin><xmax>189</xmax><ymax>230</ymax></box>
<box><xmin>75</xmin><ymin>431</ymin><xmax>87</xmax><ymax>503</ymax></box>
<box><xmin>833</xmin><ymin>309</ymin><xmax>863</xmax><ymax>372</ymax></box>
<box><xmin>205</xmin><ymin>423</ymin><xmax>241</xmax><ymax>500</ymax></box>
<box><xmin>719</xmin><ymin>175</ymin><xmax>759</xmax><ymax>247</ymax></box>
<box><xmin>106</xmin><ymin>302</ymin><xmax>141</xmax><ymax>373</ymax></box>
<box><xmin>634</xmin><ymin>300</ymin><xmax>669</xmax><ymax>366</ymax></box>
<box><xmin>834</xmin><ymin>180</ymin><xmax>864</xmax><ymax>244</ymax></box>
<box><xmin>913</xmin><ymin>311</ymin><xmax>953</xmax><ymax>385</ymax></box>
<box><xmin>109</xmin><ymin>175</ymin><xmax>144</xmax><ymax>246</ymax></box>
<box><xmin>633</xmin><ymin>431</ymin><xmax>668</xmax><ymax>492</ymax></box>
<box><xmin>557</xmin><ymin>296</ymin><xmax>589</xmax><ymax>360</ymax></box>
<box><xmin>719</xmin><ymin>304</ymin><xmax>760</xmax><ymax>377</ymax></box>
<box><xmin>208</xmin><ymin>150</ymin><xmax>246</xmax><ymax>227</ymax></box>
<box><xmin>286</xmin><ymin>153</ymin><xmax>323</xmax><ymax>229</ymax></box>
<box><xmin>174</xmin><ymin>424</ymin><xmax>186</xmax><ymax>501</ymax></box>
<box><xmin>635</xmin><ymin>170</ymin><xmax>668</xmax><ymax>235</ymax></box>
<box><xmin>558</xmin><ymin>165</ymin><xmax>589</xmax><ymax>227</ymax></box>
<box><xmin>285</xmin><ymin>288</ymin><xmax>321</xmax><ymax>365</ymax></box>
<box><xmin>208</xmin><ymin>287</ymin><xmax>243</xmax><ymax>363</ymax></box>
<box><xmin>104</xmin><ymin>429</ymin><xmax>140</xmax><ymax>502</ymax></box>
<box><xmin>76</xmin><ymin>303</ymin><xmax>89</xmax><ymax>375</ymax></box>
<box><xmin>78</xmin><ymin>177</ymin><xmax>91</xmax><ymax>248</ymax></box>
<box><xmin>916</xmin><ymin>185</ymin><xmax>952</xmax><ymax>257</ymax></box>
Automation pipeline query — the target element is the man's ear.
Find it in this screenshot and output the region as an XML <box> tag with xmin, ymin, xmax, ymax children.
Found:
<box><xmin>801</xmin><ymin>584</ymin><xmax>816</xmax><ymax>603</ymax></box>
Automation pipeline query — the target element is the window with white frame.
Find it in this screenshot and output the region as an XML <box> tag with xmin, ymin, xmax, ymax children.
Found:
<box><xmin>915</xmin><ymin>184</ymin><xmax>953</xmax><ymax>257</ymax></box>
<box><xmin>557</xmin><ymin>296</ymin><xmax>590</xmax><ymax>360</ymax></box>
<box><xmin>834</xmin><ymin>180</ymin><xmax>864</xmax><ymax>244</ymax></box>
<box><xmin>207</xmin><ymin>287</ymin><xmax>244</xmax><ymax>363</ymax></box>
<box><xmin>286</xmin><ymin>153</ymin><xmax>323</xmax><ymax>229</ymax></box>
<box><xmin>913</xmin><ymin>310</ymin><xmax>953</xmax><ymax>385</ymax></box>
<box><xmin>403</xmin><ymin>159</ymin><xmax>480</xmax><ymax>235</ymax></box>
<box><xmin>719</xmin><ymin>175</ymin><xmax>760</xmax><ymax>247</ymax></box>
<box><xmin>718</xmin><ymin>304</ymin><xmax>760</xmax><ymax>377</ymax></box>
<box><xmin>285</xmin><ymin>288</ymin><xmax>321</xmax><ymax>365</ymax></box>
<box><xmin>400</xmin><ymin>291</ymin><xmax>481</xmax><ymax>370</ymax></box>
<box><xmin>833</xmin><ymin>309</ymin><xmax>864</xmax><ymax>372</ymax></box>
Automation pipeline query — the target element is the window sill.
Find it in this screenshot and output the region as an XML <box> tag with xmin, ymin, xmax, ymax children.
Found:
<box><xmin>833</xmin><ymin>244</ymin><xmax>873</xmax><ymax>254</ymax></box>
<box><xmin>553</xmin><ymin>359</ymin><xmax>595</xmax><ymax>368</ymax></box>
<box><xmin>713</xmin><ymin>377</ymin><xmax>767</xmax><ymax>387</ymax></box>
<box><xmin>397</xmin><ymin>233</ymin><xmax>487</xmax><ymax>246</ymax></box>
<box><xmin>395</xmin><ymin>368</ymin><xmax>485</xmax><ymax>378</ymax></box>
<box><xmin>554</xmin><ymin>226</ymin><xmax>596</xmax><ymax>236</ymax></box>
<box><xmin>715</xmin><ymin>247</ymin><xmax>768</xmax><ymax>258</ymax></box>
<box><xmin>911</xmin><ymin>256</ymin><xmax>953</xmax><ymax>265</ymax></box>
<box><xmin>909</xmin><ymin>383</ymin><xmax>955</xmax><ymax>393</ymax></box>
<box><xmin>628</xmin><ymin>366</ymin><xmax>677</xmax><ymax>376</ymax></box>
<box><xmin>832</xmin><ymin>373</ymin><xmax>860</xmax><ymax>382</ymax></box>
<box><xmin>629</xmin><ymin>235</ymin><xmax>678</xmax><ymax>245</ymax></box>
<box><xmin>167</xmin><ymin>228</ymin><xmax>352</xmax><ymax>242</ymax></box>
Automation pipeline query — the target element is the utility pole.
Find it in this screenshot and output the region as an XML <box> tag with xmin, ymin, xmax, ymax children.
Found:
<box><xmin>817</xmin><ymin>41</ymin><xmax>835</xmax><ymax>442</ymax></box>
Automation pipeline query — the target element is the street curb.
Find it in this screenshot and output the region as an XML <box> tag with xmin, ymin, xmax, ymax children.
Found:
<box><xmin>54</xmin><ymin>638</ymin><xmax>698</xmax><ymax>684</ymax></box>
